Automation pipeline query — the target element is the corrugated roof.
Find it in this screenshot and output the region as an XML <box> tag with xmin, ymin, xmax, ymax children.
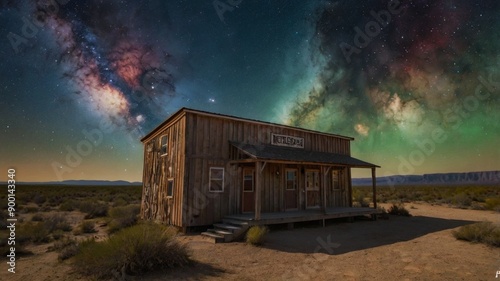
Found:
<box><xmin>230</xmin><ymin>141</ymin><xmax>379</xmax><ymax>168</ymax></box>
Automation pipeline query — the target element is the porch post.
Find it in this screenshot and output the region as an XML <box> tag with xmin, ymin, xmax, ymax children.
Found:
<box><xmin>371</xmin><ymin>167</ymin><xmax>377</xmax><ymax>209</ymax></box>
<box><xmin>321</xmin><ymin>166</ymin><xmax>327</xmax><ymax>213</ymax></box>
<box><xmin>255</xmin><ymin>161</ymin><xmax>262</xmax><ymax>220</ymax></box>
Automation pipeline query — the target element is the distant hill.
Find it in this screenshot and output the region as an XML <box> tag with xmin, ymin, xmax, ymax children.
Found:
<box><xmin>12</xmin><ymin>180</ymin><xmax>142</xmax><ymax>186</ymax></box>
<box><xmin>353</xmin><ymin>171</ymin><xmax>500</xmax><ymax>186</ymax></box>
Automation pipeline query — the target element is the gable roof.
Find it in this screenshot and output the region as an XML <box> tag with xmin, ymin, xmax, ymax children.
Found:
<box><xmin>141</xmin><ymin>107</ymin><xmax>355</xmax><ymax>142</ymax></box>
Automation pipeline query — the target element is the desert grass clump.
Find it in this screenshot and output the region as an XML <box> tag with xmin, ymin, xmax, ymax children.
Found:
<box><xmin>246</xmin><ymin>226</ymin><xmax>268</xmax><ymax>246</ymax></box>
<box><xmin>44</xmin><ymin>214</ymin><xmax>72</xmax><ymax>232</ymax></box>
<box><xmin>79</xmin><ymin>201</ymin><xmax>109</xmax><ymax>219</ymax></box>
<box><xmin>31</xmin><ymin>213</ymin><xmax>44</xmax><ymax>221</ymax></box>
<box><xmin>107</xmin><ymin>205</ymin><xmax>140</xmax><ymax>234</ymax></box>
<box><xmin>18</xmin><ymin>222</ymin><xmax>51</xmax><ymax>243</ymax></box>
<box><xmin>453</xmin><ymin>221</ymin><xmax>500</xmax><ymax>247</ymax></box>
<box><xmin>76</xmin><ymin>220</ymin><xmax>97</xmax><ymax>234</ymax></box>
<box><xmin>73</xmin><ymin>223</ymin><xmax>190</xmax><ymax>279</ymax></box>
<box><xmin>388</xmin><ymin>203</ymin><xmax>411</xmax><ymax>217</ymax></box>
<box><xmin>48</xmin><ymin>236</ymin><xmax>80</xmax><ymax>261</ymax></box>
<box><xmin>485</xmin><ymin>198</ymin><xmax>500</xmax><ymax>212</ymax></box>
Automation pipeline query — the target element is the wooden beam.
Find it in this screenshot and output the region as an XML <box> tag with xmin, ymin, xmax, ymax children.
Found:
<box><xmin>255</xmin><ymin>161</ymin><xmax>262</xmax><ymax>220</ymax></box>
<box><xmin>321</xmin><ymin>166</ymin><xmax>328</xmax><ymax>213</ymax></box>
<box><xmin>371</xmin><ymin>167</ymin><xmax>377</xmax><ymax>209</ymax></box>
<box><xmin>260</xmin><ymin>161</ymin><xmax>267</xmax><ymax>173</ymax></box>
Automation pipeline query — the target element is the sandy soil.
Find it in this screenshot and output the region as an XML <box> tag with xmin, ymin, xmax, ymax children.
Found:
<box><xmin>2</xmin><ymin>202</ymin><xmax>500</xmax><ymax>281</ymax></box>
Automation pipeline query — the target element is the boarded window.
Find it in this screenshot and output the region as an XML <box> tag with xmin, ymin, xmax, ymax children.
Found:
<box><xmin>209</xmin><ymin>167</ymin><xmax>224</xmax><ymax>192</ymax></box>
<box><xmin>243</xmin><ymin>169</ymin><xmax>254</xmax><ymax>192</ymax></box>
<box><xmin>160</xmin><ymin>135</ymin><xmax>168</xmax><ymax>155</ymax></box>
<box><xmin>167</xmin><ymin>179</ymin><xmax>174</xmax><ymax>197</ymax></box>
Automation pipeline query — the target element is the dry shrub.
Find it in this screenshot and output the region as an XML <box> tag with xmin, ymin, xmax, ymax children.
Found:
<box><xmin>107</xmin><ymin>205</ymin><xmax>140</xmax><ymax>234</ymax></box>
<box><xmin>453</xmin><ymin>221</ymin><xmax>500</xmax><ymax>247</ymax></box>
<box><xmin>388</xmin><ymin>203</ymin><xmax>411</xmax><ymax>217</ymax></box>
<box><xmin>79</xmin><ymin>201</ymin><xmax>109</xmax><ymax>219</ymax></box>
<box><xmin>485</xmin><ymin>198</ymin><xmax>500</xmax><ymax>212</ymax></box>
<box><xmin>79</xmin><ymin>220</ymin><xmax>96</xmax><ymax>234</ymax></box>
<box><xmin>73</xmin><ymin>223</ymin><xmax>190</xmax><ymax>279</ymax></box>
<box><xmin>246</xmin><ymin>226</ymin><xmax>268</xmax><ymax>246</ymax></box>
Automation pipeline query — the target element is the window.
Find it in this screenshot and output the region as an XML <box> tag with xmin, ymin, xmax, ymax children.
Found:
<box><xmin>243</xmin><ymin>169</ymin><xmax>254</xmax><ymax>192</ymax></box>
<box><xmin>286</xmin><ymin>169</ymin><xmax>297</xmax><ymax>190</ymax></box>
<box><xmin>167</xmin><ymin>179</ymin><xmax>174</xmax><ymax>198</ymax></box>
<box><xmin>209</xmin><ymin>167</ymin><xmax>224</xmax><ymax>192</ymax></box>
<box><xmin>160</xmin><ymin>135</ymin><xmax>168</xmax><ymax>156</ymax></box>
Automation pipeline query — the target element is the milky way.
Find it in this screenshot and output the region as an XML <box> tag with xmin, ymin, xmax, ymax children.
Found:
<box><xmin>1</xmin><ymin>0</ymin><xmax>498</xmax><ymax>181</ymax></box>
<box><xmin>287</xmin><ymin>0</ymin><xmax>500</xmax><ymax>143</ymax></box>
<box><xmin>32</xmin><ymin>0</ymin><xmax>177</xmax><ymax>134</ymax></box>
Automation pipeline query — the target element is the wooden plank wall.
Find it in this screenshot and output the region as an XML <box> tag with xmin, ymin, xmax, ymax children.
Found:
<box><xmin>182</xmin><ymin>112</ymin><xmax>353</xmax><ymax>226</ymax></box>
<box><xmin>140</xmin><ymin>116</ymin><xmax>186</xmax><ymax>227</ymax></box>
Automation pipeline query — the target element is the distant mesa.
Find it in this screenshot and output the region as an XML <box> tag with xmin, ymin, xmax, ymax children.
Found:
<box><xmin>353</xmin><ymin>171</ymin><xmax>500</xmax><ymax>186</ymax></box>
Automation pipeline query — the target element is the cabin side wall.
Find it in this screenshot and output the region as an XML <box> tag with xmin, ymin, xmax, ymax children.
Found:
<box><xmin>140</xmin><ymin>115</ymin><xmax>186</xmax><ymax>227</ymax></box>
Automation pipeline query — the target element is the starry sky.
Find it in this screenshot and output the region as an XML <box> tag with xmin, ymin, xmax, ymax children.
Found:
<box><xmin>0</xmin><ymin>0</ymin><xmax>499</xmax><ymax>182</ymax></box>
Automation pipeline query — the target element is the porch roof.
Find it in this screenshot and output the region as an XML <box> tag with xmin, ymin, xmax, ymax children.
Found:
<box><xmin>230</xmin><ymin>141</ymin><xmax>380</xmax><ymax>168</ymax></box>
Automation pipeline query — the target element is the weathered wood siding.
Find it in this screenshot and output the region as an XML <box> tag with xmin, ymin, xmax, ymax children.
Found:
<box><xmin>141</xmin><ymin>115</ymin><xmax>186</xmax><ymax>227</ymax></box>
<box><xmin>182</xmin><ymin>112</ymin><xmax>352</xmax><ymax>226</ymax></box>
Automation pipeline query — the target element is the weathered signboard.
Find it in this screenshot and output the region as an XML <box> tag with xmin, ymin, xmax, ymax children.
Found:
<box><xmin>270</xmin><ymin>133</ymin><xmax>304</xmax><ymax>148</ymax></box>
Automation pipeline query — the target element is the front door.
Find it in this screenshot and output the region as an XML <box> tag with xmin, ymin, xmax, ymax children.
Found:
<box><xmin>285</xmin><ymin>169</ymin><xmax>298</xmax><ymax>210</ymax></box>
<box><xmin>242</xmin><ymin>168</ymin><xmax>255</xmax><ymax>213</ymax></box>
<box><xmin>305</xmin><ymin>170</ymin><xmax>320</xmax><ymax>208</ymax></box>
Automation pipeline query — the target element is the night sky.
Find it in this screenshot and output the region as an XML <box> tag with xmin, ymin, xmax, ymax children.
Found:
<box><xmin>1</xmin><ymin>0</ymin><xmax>499</xmax><ymax>182</ymax></box>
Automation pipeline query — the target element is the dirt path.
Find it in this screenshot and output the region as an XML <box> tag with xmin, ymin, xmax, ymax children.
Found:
<box><xmin>2</xmin><ymin>203</ymin><xmax>499</xmax><ymax>280</ymax></box>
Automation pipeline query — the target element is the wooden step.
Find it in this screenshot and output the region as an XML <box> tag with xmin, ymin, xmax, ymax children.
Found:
<box><xmin>207</xmin><ymin>228</ymin><xmax>233</xmax><ymax>236</ymax></box>
<box><xmin>201</xmin><ymin>232</ymin><xmax>224</xmax><ymax>243</ymax></box>
<box><xmin>222</xmin><ymin>219</ymin><xmax>249</xmax><ymax>227</ymax></box>
<box><xmin>213</xmin><ymin>223</ymin><xmax>242</xmax><ymax>232</ymax></box>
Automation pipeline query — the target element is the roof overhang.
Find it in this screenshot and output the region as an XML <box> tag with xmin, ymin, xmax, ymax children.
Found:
<box><xmin>230</xmin><ymin>141</ymin><xmax>380</xmax><ymax>168</ymax></box>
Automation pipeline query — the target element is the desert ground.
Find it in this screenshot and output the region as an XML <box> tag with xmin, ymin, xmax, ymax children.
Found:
<box><xmin>2</xmin><ymin>202</ymin><xmax>500</xmax><ymax>281</ymax></box>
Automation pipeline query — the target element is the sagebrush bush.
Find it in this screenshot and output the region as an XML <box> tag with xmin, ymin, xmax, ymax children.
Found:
<box><xmin>107</xmin><ymin>205</ymin><xmax>140</xmax><ymax>234</ymax></box>
<box><xmin>31</xmin><ymin>213</ymin><xmax>44</xmax><ymax>221</ymax></box>
<box><xmin>79</xmin><ymin>220</ymin><xmax>96</xmax><ymax>234</ymax></box>
<box><xmin>18</xmin><ymin>222</ymin><xmax>51</xmax><ymax>243</ymax></box>
<box><xmin>453</xmin><ymin>221</ymin><xmax>500</xmax><ymax>247</ymax></box>
<box><xmin>59</xmin><ymin>200</ymin><xmax>76</xmax><ymax>211</ymax></box>
<box><xmin>388</xmin><ymin>203</ymin><xmax>411</xmax><ymax>216</ymax></box>
<box><xmin>246</xmin><ymin>226</ymin><xmax>268</xmax><ymax>246</ymax></box>
<box><xmin>73</xmin><ymin>223</ymin><xmax>190</xmax><ymax>279</ymax></box>
<box><xmin>485</xmin><ymin>198</ymin><xmax>500</xmax><ymax>212</ymax></box>
<box><xmin>79</xmin><ymin>201</ymin><xmax>109</xmax><ymax>219</ymax></box>
<box><xmin>44</xmin><ymin>214</ymin><xmax>72</xmax><ymax>232</ymax></box>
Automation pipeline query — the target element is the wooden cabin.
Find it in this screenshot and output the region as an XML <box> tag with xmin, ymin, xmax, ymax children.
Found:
<box><xmin>140</xmin><ymin>107</ymin><xmax>379</xmax><ymax>231</ymax></box>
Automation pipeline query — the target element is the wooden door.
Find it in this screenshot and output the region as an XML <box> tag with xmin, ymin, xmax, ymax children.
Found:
<box><xmin>285</xmin><ymin>169</ymin><xmax>298</xmax><ymax>210</ymax></box>
<box><xmin>305</xmin><ymin>170</ymin><xmax>320</xmax><ymax>208</ymax></box>
<box><xmin>242</xmin><ymin>168</ymin><xmax>255</xmax><ymax>213</ymax></box>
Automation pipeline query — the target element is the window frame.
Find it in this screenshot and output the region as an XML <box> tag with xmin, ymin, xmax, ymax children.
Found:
<box><xmin>159</xmin><ymin>135</ymin><xmax>168</xmax><ymax>156</ymax></box>
<box><xmin>285</xmin><ymin>169</ymin><xmax>298</xmax><ymax>191</ymax></box>
<box><xmin>167</xmin><ymin>178</ymin><xmax>174</xmax><ymax>198</ymax></box>
<box><xmin>209</xmin><ymin>167</ymin><xmax>224</xmax><ymax>193</ymax></box>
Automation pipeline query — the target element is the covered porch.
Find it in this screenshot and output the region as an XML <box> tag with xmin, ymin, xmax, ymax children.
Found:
<box><xmin>229</xmin><ymin>141</ymin><xmax>380</xmax><ymax>222</ymax></box>
<box><xmin>225</xmin><ymin>207</ymin><xmax>382</xmax><ymax>226</ymax></box>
